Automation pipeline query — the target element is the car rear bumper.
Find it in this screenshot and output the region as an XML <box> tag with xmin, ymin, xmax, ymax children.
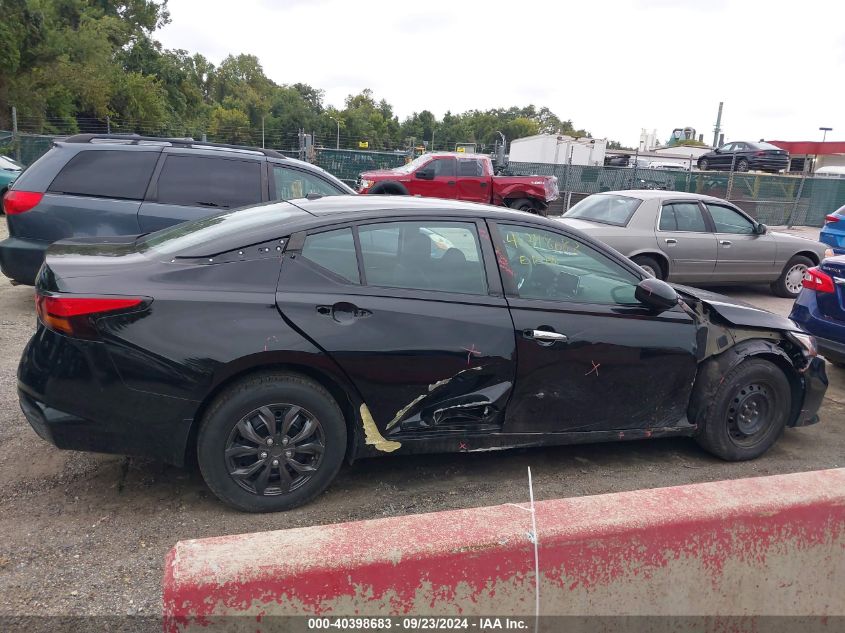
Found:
<box><xmin>0</xmin><ymin>236</ymin><xmax>48</xmax><ymax>285</ymax></box>
<box><xmin>17</xmin><ymin>326</ymin><xmax>198</xmax><ymax>465</ymax></box>
<box><xmin>748</xmin><ymin>158</ymin><xmax>789</xmax><ymax>171</ymax></box>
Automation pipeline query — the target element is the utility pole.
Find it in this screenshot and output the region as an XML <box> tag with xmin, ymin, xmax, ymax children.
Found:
<box><xmin>11</xmin><ymin>106</ymin><xmax>20</xmax><ymax>162</ymax></box>
<box><xmin>329</xmin><ymin>116</ymin><xmax>340</xmax><ymax>149</ymax></box>
<box><xmin>106</xmin><ymin>115</ymin><xmax>111</xmax><ymax>134</ymax></box>
<box><xmin>712</xmin><ymin>101</ymin><xmax>724</xmax><ymax>148</ymax></box>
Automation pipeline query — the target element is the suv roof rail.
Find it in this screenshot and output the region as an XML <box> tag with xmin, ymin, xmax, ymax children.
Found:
<box><xmin>62</xmin><ymin>134</ymin><xmax>287</xmax><ymax>159</ymax></box>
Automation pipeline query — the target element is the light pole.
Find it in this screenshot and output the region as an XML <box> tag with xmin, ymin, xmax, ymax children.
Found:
<box><xmin>820</xmin><ymin>127</ymin><xmax>832</xmax><ymax>142</ymax></box>
<box><xmin>329</xmin><ymin>116</ymin><xmax>340</xmax><ymax>149</ymax></box>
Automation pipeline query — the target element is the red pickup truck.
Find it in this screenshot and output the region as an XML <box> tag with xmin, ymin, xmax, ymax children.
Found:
<box><xmin>357</xmin><ymin>152</ymin><xmax>559</xmax><ymax>215</ymax></box>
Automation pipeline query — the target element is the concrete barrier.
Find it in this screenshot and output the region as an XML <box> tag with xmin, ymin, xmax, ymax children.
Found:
<box><xmin>164</xmin><ymin>469</ymin><xmax>845</xmax><ymax>631</ymax></box>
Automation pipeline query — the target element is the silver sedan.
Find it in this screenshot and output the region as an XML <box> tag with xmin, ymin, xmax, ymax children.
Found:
<box><xmin>557</xmin><ymin>190</ymin><xmax>830</xmax><ymax>298</ymax></box>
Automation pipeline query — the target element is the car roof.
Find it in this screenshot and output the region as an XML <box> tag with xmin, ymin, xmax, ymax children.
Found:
<box><xmin>425</xmin><ymin>152</ymin><xmax>490</xmax><ymax>160</ymax></box>
<box><xmin>592</xmin><ymin>190</ymin><xmax>724</xmax><ymax>202</ymax></box>
<box><xmin>288</xmin><ymin>194</ymin><xmax>527</xmax><ymax>219</ymax></box>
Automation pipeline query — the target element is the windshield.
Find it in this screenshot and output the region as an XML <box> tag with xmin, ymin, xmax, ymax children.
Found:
<box><xmin>139</xmin><ymin>204</ymin><xmax>300</xmax><ymax>256</ymax></box>
<box><xmin>564</xmin><ymin>194</ymin><xmax>642</xmax><ymax>226</ymax></box>
<box><xmin>392</xmin><ymin>154</ymin><xmax>432</xmax><ymax>174</ymax></box>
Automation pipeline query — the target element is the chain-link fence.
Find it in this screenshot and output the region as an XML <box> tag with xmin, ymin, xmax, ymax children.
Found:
<box><xmin>508</xmin><ymin>162</ymin><xmax>845</xmax><ymax>227</ymax></box>
<box><xmin>3</xmin><ymin>129</ymin><xmax>842</xmax><ymax>227</ymax></box>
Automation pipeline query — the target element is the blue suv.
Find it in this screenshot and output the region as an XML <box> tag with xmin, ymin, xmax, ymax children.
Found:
<box><xmin>0</xmin><ymin>134</ymin><xmax>354</xmax><ymax>285</ymax></box>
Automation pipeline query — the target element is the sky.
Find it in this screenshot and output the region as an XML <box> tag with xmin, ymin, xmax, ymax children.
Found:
<box><xmin>157</xmin><ymin>0</ymin><xmax>845</xmax><ymax>148</ymax></box>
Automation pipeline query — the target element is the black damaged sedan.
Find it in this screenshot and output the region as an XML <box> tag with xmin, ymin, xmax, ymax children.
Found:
<box><xmin>18</xmin><ymin>196</ymin><xmax>827</xmax><ymax>511</ymax></box>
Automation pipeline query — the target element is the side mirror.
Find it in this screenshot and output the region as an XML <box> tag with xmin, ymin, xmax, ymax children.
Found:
<box><xmin>755</xmin><ymin>222</ymin><xmax>768</xmax><ymax>235</ymax></box>
<box><xmin>635</xmin><ymin>278</ymin><xmax>679</xmax><ymax>312</ymax></box>
<box><xmin>416</xmin><ymin>168</ymin><xmax>434</xmax><ymax>180</ymax></box>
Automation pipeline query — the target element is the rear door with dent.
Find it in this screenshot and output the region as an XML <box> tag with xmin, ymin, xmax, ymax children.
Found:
<box><xmin>275</xmin><ymin>217</ymin><xmax>516</xmax><ymax>444</ymax></box>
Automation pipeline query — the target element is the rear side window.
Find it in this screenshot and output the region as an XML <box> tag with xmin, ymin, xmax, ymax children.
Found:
<box><xmin>457</xmin><ymin>159</ymin><xmax>484</xmax><ymax>177</ymax></box>
<box><xmin>156</xmin><ymin>155</ymin><xmax>262</xmax><ymax>209</ymax></box>
<box><xmin>48</xmin><ymin>150</ymin><xmax>159</xmax><ymax>200</ymax></box>
<box><xmin>659</xmin><ymin>202</ymin><xmax>707</xmax><ymax>232</ymax></box>
<box><xmin>273</xmin><ymin>166</ymin><xmax>343</xmax><ymax>199</ymax></box>
<box><xmin>358</xmin><ymin>221</ymin><xmax>486</xmax><ymax>295</ymax></box>
<box><xmin>301</xmin><ymin>228</ymin><xmax>360</xmax><ymax>283</ymax></box>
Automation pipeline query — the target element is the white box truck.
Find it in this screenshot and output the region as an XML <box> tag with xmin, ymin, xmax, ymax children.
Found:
<box><xmin>508</xmin><ymin>134</ymin><xmax>607</xmax><ymax>166</ymax></box>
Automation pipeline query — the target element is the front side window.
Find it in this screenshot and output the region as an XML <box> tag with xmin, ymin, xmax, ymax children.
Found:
<box><xmin>498</xmin><ymin>224</ymin><xmax>640</xmax><ymax>305</ymax></box>
<box><xmin>358</xmin><ymin>221</ymin><xmax>485</xmax><ymax>295</ymax></box>
<box><xmin>301</xmin><ymin>228</ymin><xmax>360</xmax><ymax>283</ymax></box>
<box><xmin>426</xmin><ymin>158</ymin><xmax>456</xmax><ymax>178</ymax></box>
<box><xmin>156</xmin><ymin>155</ymin><xmax>262</xmax><ymax>209</ymax></box>
<box><xmin>49</xmin><ymin>150</ymin><xmax>159</xmax><ymax>200</ymax></box>
<box><xmin>273</xmin><ymin>166</ymin><xmax>343</xmax><ymax>200</ymax></box>
<box><xmin>707</xmin><ymin>204</ymin><xmax>755</xmax><ymax>234</ymax></box>
<box><xmin>659</xmin><ymin>202</ymin><xmax>707</xmax><ymax>232</ymax></box>
<box><xmin>718</xmin><ymin>143</ymin><xmax>735</xmax><ymax>153</ymax></box>
<box><xmin>563</xmin><ymin>194</ymin><xmax>642</xmax><ymax>227</ymax></box>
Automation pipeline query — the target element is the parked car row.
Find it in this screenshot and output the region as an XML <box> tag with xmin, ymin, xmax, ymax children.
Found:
<box><xmin>1</xmin><ymin>134</ymin><xmax>836</xmax><ymax>513</ymax></box>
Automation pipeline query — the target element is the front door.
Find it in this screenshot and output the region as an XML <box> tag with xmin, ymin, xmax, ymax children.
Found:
<box><xmin>656</xmin><ymin>200</ymin><xmax>718</xmax><ymax>282</ymax></box>
<box><xmin>491</xmin><ymin>221</ymin><xmax>699</xmax><ymax>434</ymax></box>
<box><xmin>408</xmin><ymin>157</ymin><xmax>457</xmax><ymax>199</ymax></box>
<box><xmin>455</xmin><ymin>157</ymin><xmax>490</xmax><ymax>203</ymax></box>
<box><xmin>705</xmin><ymin>202</ymin><xmax>777</xmax><ymax>281</ymax></box>
<box><xmin>276</xmin><ymin>219</ymin><xmax>515</xmax><ymax>443</ymax></box>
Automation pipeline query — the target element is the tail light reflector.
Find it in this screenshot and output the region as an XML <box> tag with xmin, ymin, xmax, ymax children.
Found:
<box><xmin>3</xmin><ymin>190</ymin><xmax>44</xmax><ymax>215</ymax></box>
<box><xmin>801</xmin><ymin>267</ymin><xmax>835</xmax><ymax>294</ymax></box>
<box><xmin>35</xmin><ymin>294</ymin><xmax>146</xmax><ymax>338</ymax></box>
<box><xmin>825</xmin><ymin>214</ymin><xmax>840</xmax><ymax>224</ymax></box>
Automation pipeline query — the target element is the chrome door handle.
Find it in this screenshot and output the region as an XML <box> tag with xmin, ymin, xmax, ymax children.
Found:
<box><xmin>664</xmin><ymin>238</ymin><xmax>677</xmax><ymax>245</ymax></box>
<box><xmin>720</xmin><ymin>240</ymin><xmax>732</xmax><ymax>246</ymax></box>
<box><xmin>523</xmin><ymin>329</ymin><xmax>568</xmax><ymax>344</ymax></box>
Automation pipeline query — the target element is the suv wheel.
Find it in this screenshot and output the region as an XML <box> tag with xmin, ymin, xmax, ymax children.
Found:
<box><xmin>197</xmin><ymin>372</ymin><xmax>347</xmax><ymax>512</ymax></box>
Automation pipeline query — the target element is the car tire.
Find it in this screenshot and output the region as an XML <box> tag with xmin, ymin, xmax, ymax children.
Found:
<box><xmin>698</xmin><ymin>158</ymin><xmax>709</xmax><ymax>170</ymax></box>
<box><xmin>771</xmin><ymin>255</ymin><xmax>813</xmax><ymax>298</ymax></box>
<box><xmin>632</xmin><ymin>254</ymin><xmax>664</xmax><ymax>280</ymax></box>
<box><xmin>369</xmin><ymin>181</ymin><xmax>408</xmax><ymax>195</ymax></box>
<box><xmin>736</xmin><ymin>158</ymin><xmax>750</xmax><ymax>172</ymax></box>
<box><xmin>508</xmin><ymin>198</ymin><xmax>546</xmax><ymax>216</ymax></box>
<box><xmin>197</xmin><ymin>372</ymin><xmax>347</xmax><ymax>512</ymax></box>
<box><xmin>695</xmin><ymin>358</ymin><xmax>791</xmax><ymax>461</ymax></box>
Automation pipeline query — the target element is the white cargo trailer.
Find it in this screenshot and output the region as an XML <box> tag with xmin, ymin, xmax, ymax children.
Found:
<box><xmin>508</xmin><ymin>134</ymin><xmax>607</xmax><ymax>166</ymax></box>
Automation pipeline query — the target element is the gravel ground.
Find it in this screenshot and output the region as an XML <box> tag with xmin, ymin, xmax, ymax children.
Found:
<box><xmin>0</xmin><ymin>222</ymin><xmax>842</xmax><ymax>617</ymax></box>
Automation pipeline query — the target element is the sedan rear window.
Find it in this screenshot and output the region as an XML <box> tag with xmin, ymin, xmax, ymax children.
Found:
<box><xmin>139</xmin><ymin>205</ymin><xmax>300</xmax><ymax>256</ymax></box>
<box><xmin>564</xmin><ymin>195</ymin><xmax>642</xmax><ymax>226</ymax></box>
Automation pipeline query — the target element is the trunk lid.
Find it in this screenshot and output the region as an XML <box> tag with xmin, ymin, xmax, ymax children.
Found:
<box><xmin>818</xmin><ymin>257</ymin><xmax>845</xmax><ymax>321</ymax></box>
<box><xmin>39</xmin><ymin>236</ymin><xmax>149</xmax><ymax>292</ymax></box>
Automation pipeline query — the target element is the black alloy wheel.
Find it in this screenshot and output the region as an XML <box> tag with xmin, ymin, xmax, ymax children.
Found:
<box><xmin>198</xmin><ymin>372</ymin><xmax>346</xmax><ymax>512</ymax></box>
<box><xmin>224</xmin><ymin>403</ymin><xmax>325</xmax><ymax>496</ymax></box>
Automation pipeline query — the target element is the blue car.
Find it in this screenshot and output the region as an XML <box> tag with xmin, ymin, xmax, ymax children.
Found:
<box><xmin>819</xmin><ymin>204</ymin><xmax>845</xmax><ymax>255</ymax></box>
<box><xmin>790</xmin><ymin>258</ymin><xmax>845</xmax><ymax>365</ymax></box>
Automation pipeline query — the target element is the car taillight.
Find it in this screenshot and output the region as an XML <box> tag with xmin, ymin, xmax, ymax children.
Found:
<box><xmin>755</xmin><ymin>151</ymin><xmax>767</xmax><ymax>156</ymax></box>
<box><xmin>35</xmin><ymin>294</ymin><xmax>146</xmax><ymax>338</ymax></box>
<box><xmin>825</xmin><ymin>214</ymin><xmax>840</xmax><ymax>224</ymax></box>
<box><xmin>801</xmin><ymin>267</ymin><xmax>835</xmax><ymax>294</ymax></box>
<box><xmin>3</xmin><ymin>190</ymin><xmax>44</xmax><ymax>215</ymax></box>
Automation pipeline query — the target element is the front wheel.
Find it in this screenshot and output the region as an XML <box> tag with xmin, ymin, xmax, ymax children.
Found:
<box><xmin>771</xmin><ymin>255</ymin><xmax>812</xmax><ymax>298</ymax></box>
<box><xmin>695</xmin><ymin>358</ymin><xmax>791</xmax><ymax>461</ymax></box>
<box><xmin>197</xmin><ymin>372</ymin><xmax>347</xmax><ymax>512</ymax></box>
<box><xmin>698</xmin><ymin>158</ymin><xmax>709</xmax><ymax>170</ymax></box>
